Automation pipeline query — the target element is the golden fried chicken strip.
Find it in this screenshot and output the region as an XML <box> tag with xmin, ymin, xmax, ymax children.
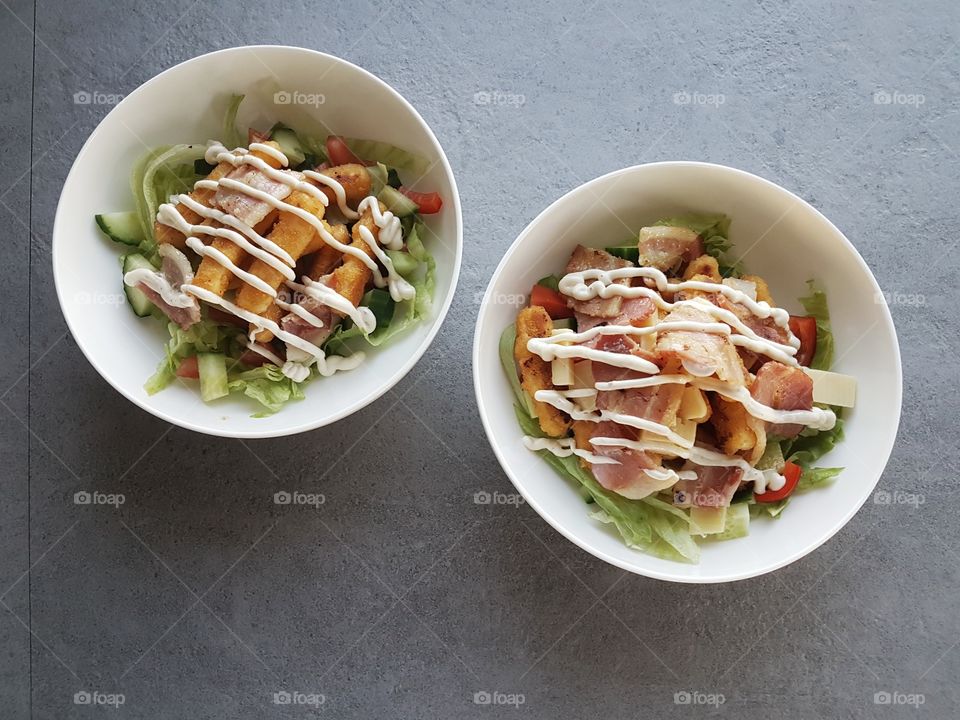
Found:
<box><xmin>191</xmin><ymin>145</ymin><xmax>286</xmax><ymax>297</ymax></box>
<box><xmin>307</xmin><ymin>225</ymin><xmax>349</xmax><ymax>277</ymax></box>
<box><xmin>315</xmin><ymin>164</ymin><xmax>372</xmax><ymax>208</ymax></box>
<box><xmin>515</xmin><ymin>306</ymin><xmax>571</xmax><ymax>437</ymax></box>
<box><xmin>683</xmin><ymin>254</ymin><xmax>721</xmax><ymax>282</ymax></box>
<box><xmin>155</xmin><ymin>161</ymin><xmax>233</xmax><ymax>249</ymax></box>
<box><xmin>235</xmin><ymin>189</ymin><xmax>327</xmax><ymax>316</ymax></box>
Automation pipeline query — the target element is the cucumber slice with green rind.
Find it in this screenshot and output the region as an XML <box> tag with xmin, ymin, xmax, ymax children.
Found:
<box><xmin>269</xmin><ymin>125</ymin><xmax>307</xmax><ymax>167</ymax></box>
<box><xmin>121</xmin><ymin>254</ymin><xmax>157</xmax><ymax>317</ymax></box>
<box><xmin>96</xmin><ymin>212</ymin><xmax>145</xmax><ymax>246</ymax></box>
<box><xmin>377</xmin><ymin>186</ymin><xmax>418</xmax><ymax>218</ymax></box>
<box><xmin>197</xmin><ymin>352</ymin><xmax>229</xmax><ymax>402</ymax></box>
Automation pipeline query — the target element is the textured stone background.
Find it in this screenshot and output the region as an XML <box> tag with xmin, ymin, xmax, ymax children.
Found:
<box><xmin>1</xmin><ymin>0</ymin><xmax>956</xmax><ymax>717</ymax></box>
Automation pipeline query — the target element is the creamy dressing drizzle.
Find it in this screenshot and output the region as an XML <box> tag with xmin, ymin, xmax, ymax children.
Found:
<box><xmin>522</xmin><ymin>436</ymin><xmax>619</xmax><ymax>465</ymax></box>
<box><xmin>522</xmin><ymin>262</ymin><xmax>829</xmax><ymax>496</ymax></box>
<box><xmin>590</xmin><ymin>436</ymin><xmax>785</xmax><ymax>494</ymax></box>
<box><xmin>559</xmin><ymin>266</ymin><xmax>800</xmax><ymax>352</ymax></box>
<box><xmin>534</xmin><ymin>389</ymin><xmax>694</xmax><ymax>448</ymax></box>
<box><xmin>130</xmin><ymin>140</ymin><xmax>416</xmax><ymax>380</ymax></box>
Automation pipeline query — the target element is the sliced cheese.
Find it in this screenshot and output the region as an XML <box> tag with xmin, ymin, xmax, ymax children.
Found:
<box><xmin>678</xmin><ymin>386</ymin><xmax>710</xmax><ymax>422</ymax></box>
<box><xmin>802</xmin><ymin>368</ymin><xmax>857</xmax><ymax>408</ymax></box>
<box><xmin>690</xmin><ymin>506</ymin><xmax>727</xmax><ymax>536</ymax></box>
<box><xmin>551</xmin><ymin>357</ymin><xmax>575</xmax><ymax>386</ymax></box>
<box><xmin>572</xmin><ymin>361</ymin><xmax>596</xmax><ymax>411</ymax></box>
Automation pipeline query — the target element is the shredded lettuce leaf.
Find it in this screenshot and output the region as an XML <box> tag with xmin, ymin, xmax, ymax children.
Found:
<box><xmin>227</xmin><ymin>365</ymin><xmax>305</xmax><ymax>416</ymax></box>
<box><xmin>513</xmin><ymin>404</ymin><xmax>699</xmax><ymax>563</ymax></box>
<box><xmin>654</xmin><ymin>213</ymin><xmax>742</xmax><ymax>277</ymax></box>
<box><xmin>222</xmin><ymin>93</ymin><xmax>246</xmax><ymax>150</ymax></box>
<box><xmin>797</xmin><ymin>467</ymin><xmax>843</xmax><ymax>492</ymax></box>
<box><xmin>798</xmin><ymin>280</ymin><xmax>834</xmax><ymax>371</ymax></box>
<box><xmin>144</xmin><ymin>320</ymin><xmax>239</xmax><ymax>396</ymax></box>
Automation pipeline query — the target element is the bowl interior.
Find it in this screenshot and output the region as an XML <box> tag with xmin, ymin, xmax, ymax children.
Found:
<box><xmin>474</xmin><ymin>162</ymin><xmax>901</xmax><ymax>583</ymax></box>
<box><xmin>54</xmin><ymin>46</ymin><xmax>461</xmax><ymax>437</ymax></box>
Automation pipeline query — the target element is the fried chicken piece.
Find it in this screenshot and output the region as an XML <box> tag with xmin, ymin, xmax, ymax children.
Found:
<box><xmin>155</xmin><ymin>161</ymin><xmax>233</xmax><ymax>249</ymax></box>
<box><xmin>514</xmin><ymin>306</ymin><xmax>571</xmax><ymax>437</ymax></box>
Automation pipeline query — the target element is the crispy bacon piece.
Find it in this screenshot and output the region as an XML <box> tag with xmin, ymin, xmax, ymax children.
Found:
<box><xmin>674</xmin><ymin>465</ymin><xmax>743</xmax><ymax>507</ymax></box>
<box><xmin>564</xmin><ymin>245</ymin><xmax>631</xmax><ymax>318</ymax></box>
<box><xmin>655</xmin><ymin>304</ymin><xmax>746</xmax><ymax>386</ymax></box>
<box><xmin>214</xmin><ymin>164</ymin><xmax>295</xmax><ymax>228</ymax></box>
<box><xmin>637</xmin><ymin>226</ymin><xmax>703</xmax><ymax>271</ymax></box>
<box><xmin>596</xmin><ymin>384</ymin><xmax>684</xmax><ymax>428</ymax></box>
<box><xmin>574</xmin><ymin>421</ymin><xmax>674</xmax><ymax>500</ymax></box>
<box><xmin>750</xmin><ymin>361</ymin><xmax>814</xmax><ymax>438</ymax></box>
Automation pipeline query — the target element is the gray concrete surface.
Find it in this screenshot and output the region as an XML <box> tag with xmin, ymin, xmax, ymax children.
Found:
<box><xmin>1</xmin><ymin>0</ymin><xmax>957</xmax><ymax>717</ymax></box>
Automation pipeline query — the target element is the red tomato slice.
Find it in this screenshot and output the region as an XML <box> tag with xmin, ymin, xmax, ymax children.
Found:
<box><xmin>248</xmin><ymin>128</ymin><xmax>271</xmax><ymax>145</ymax></box>
<box><xmin>788</xmin><ymin>315</ymin><xmax>817</xmax><ymax>367</ymax></box>
<box><xmin>325</xmin><ymin>136</ymin><xmax>364</xmax><ymax>166</ymax></box>
<box><xmin>176</xmin><ymin>356</ymin><xmax>200</xmax><ymax>379</ymax></box>
<box><xmin>530</xmin><ymin>283</ymin><xmax>574</xmax><ymax>320</ymax></box>
<box><xmin>398</xmin><ymin>187</ymin><xmax>443</xmax><ymax>214</ymax></box>
<box><xmin>755</xmin><ymin>461</ymin><xmax>802</xmax><ymax>503</ymax></box>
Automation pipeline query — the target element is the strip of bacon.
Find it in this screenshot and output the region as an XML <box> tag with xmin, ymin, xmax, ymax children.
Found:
<box><xmin>655</xmin><ymin>304</ymin><xmax>746</xmax><ymax>386</ymax></box>
<box><xmin>564</xmin><ymin>245</ymin><xmax>631</xmax><ymax>318</ymax></box>
<box><xmin>749</xmin><ymin>361</ymin><xmax>814</xmax><ymax>438</ymax></box>
<box><xmin>637</xmin><ymin>226</ymin><xmax>703</xmax><ymax>271</ymax></box>
<box><xmin>577</xmin><ymin>421</ymin><xmax>675</xmax><ymax>500</ymax></box>
<box><xmin>674</xmin><ymin>465</ymin><xmax>743</xmax><ymax>507</ymax></box>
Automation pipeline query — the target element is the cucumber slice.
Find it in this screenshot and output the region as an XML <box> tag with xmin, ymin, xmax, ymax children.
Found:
<box><xmin>366</xmin><ymin>162</ymin><xmax>388</xmax><ymax>196</ymax></box>
<box><xmin>706</xmin><ymin>502</ymin><xmax>751</xmax><ymax>541</ymax></box>
<box><xmin>386</xmin><ymin>249</ymin><xmax>419</xmax><ymax>277</ymax></box>
<box><xmin>269</xmin><ymin>125</ymin><xmax>306</xmax><ymax>167</ymax></box>
<box><xmin>537</xmin><ymin>274</ymin><xmax>561</xmax><ymax>291</ymax></box>
<box><xmin>377</xmin><ymin>186</ymin><xmax>418</xmax><ymax>218</ymax></box>
<box><xmin>122</xmin><ymin>254</ymin><xmax>157</xmax><ymax>317</ymax></box>
<box><xmin>197</xmin><ymin>353</ymin><xmax>229</xmax><ymax>402</ymax></box>
<box><xmin>96</xmin><ymin>212</ymin><xmax>145</xmax><ymax>246</ymax></box>
<box><xmin>605</xmin><ymin>246</ymin><xmax>639</xmax><ymax>263</ymax></box>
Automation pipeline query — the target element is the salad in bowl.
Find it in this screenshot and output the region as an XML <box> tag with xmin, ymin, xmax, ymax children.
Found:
<box><xmin>95</xmin><ymin>96</ymin><xmax>441</xmax><ymax>415</ymax></box>
<box><xmin>501</xmin><ymin>214</ymin><xmax>856</xmax><ymax>564</ymax></box>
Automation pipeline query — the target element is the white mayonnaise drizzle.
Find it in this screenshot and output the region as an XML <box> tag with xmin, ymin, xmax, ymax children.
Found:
<box><xmin>590</xmin><ymin>436</ymin><xmax>786</xmax><ymax>495</ymax></box>
<box><xmin>522</xmin><ymin>259</ymin><xmax>833</xmax><ymax>499</ymax></box>
<box><xmin>522</xmin><ymin>436</ymin><xmax>620</xmax><ymax>465</ymax></box>
<box><xmin>132</xmin><ymin>139</ymin><xmax>417</xmax><ymax>381</ymax></box>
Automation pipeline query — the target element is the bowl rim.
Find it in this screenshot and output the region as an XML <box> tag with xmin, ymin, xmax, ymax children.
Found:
<box><xmin>472</xmin><ymin>160</ymin><xmax>902</xmax><ymax>583</ymax></box>
<box><xmin>52</xmin><ymin>44</ymin><xmax>463</xmax><ymax>439</ymax></box>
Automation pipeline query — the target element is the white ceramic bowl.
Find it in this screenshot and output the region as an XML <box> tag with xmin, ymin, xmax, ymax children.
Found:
<box><xmin>473</xmin><ymin>162</ymin><xmax>901</xmax><ymax>583</ymax></box>
<box><xmin>54</xmin><ymin>46</ymin><xmax>462</xmax><ymax>438</ymax></box>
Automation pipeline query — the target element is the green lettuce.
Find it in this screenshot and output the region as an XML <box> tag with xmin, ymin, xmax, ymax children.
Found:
<box><xmin>221</xmin><ymin>93</ymin><xmax>246</xmax><ymax>150</ymax></box>
<box><xmin>227</xmin><ymin>365</ymin><xmax>305</xmax><ymax>416</ymax></box>
<box><xmin>796</xmin><ymin>466</ymin><xmax>843</xmax><ymax>492</ymax></box>
<box><xmin>144</xmin><ymin>320</ymin><xmax>240</xmax><ymax>396</ymax></box>
<box><xmin>514</xmin><ymin>404</ymin><xmax>699</xmax><ymax>563</ymax></box>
